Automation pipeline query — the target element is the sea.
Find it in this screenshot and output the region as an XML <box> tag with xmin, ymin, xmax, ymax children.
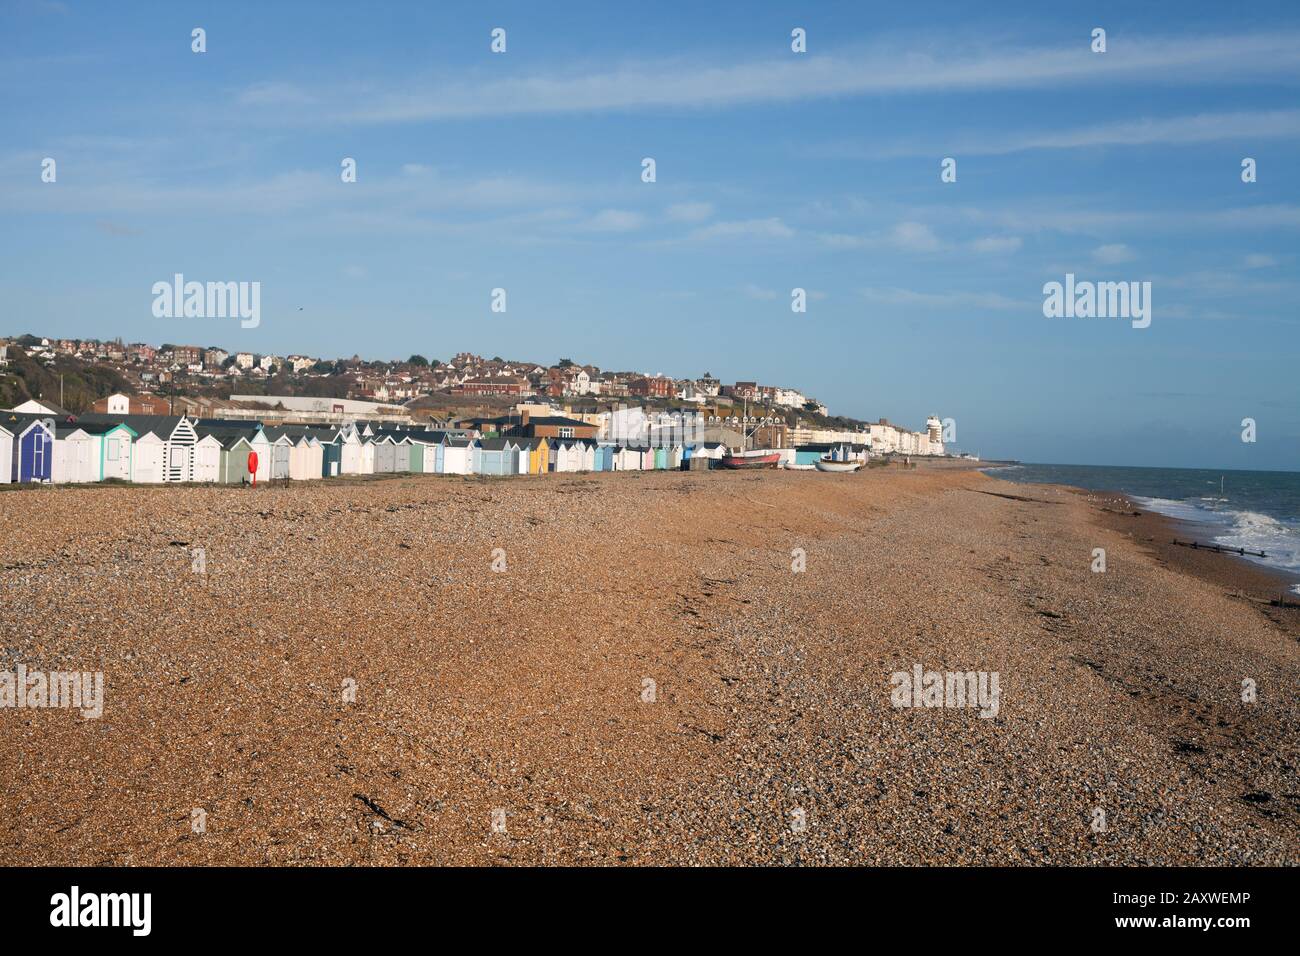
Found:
<box><xmin>984</xmin><ymin>463</ymin><xmax>1300</xmax><ymax>592</ymax></box>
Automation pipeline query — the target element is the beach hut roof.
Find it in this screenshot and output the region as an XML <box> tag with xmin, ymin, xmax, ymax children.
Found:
<box><xmin>76</xmin><ymin>412</ymin><xmax>189</xmax><ymax>437</ymax></box>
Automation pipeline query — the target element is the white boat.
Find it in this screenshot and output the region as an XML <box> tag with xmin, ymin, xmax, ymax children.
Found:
<box><xmin>784</xmin><ymin>462</ymin><xmax>816</xmax><ymax>471</ymax></box>
<box><xmin>815</xmin><ymin>457</ymin><xmax>861</xmax><ymax>473</ymax></box>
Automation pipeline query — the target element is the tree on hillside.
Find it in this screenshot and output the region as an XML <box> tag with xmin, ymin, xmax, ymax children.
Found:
<box><xmin>408</xmin><ymin>354</ymin><xmax>429</xmax><ymax>366</ymax></box>
<box><xmin>557</xmin><ymin>357</ymin><xmax>575</xmax><ymax>368</ymax></box>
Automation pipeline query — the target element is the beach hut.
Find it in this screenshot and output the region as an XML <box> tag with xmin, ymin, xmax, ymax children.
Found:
<box><xmin>162</xmin><ymin>417</ymin><xmax>199</xmax><ymax>482</ymax></box>
<box><xmin>404</xmin><ymin>432</ymin><xmax>439</xmax><ymax>473</ymax></box>
<box><xmin>528</xmin><ymin>437</ymin><xmax>550</xmax><ymax>475</ymax></box>
<box><xmin>286</xmin><ymin>435</ymin><xmax>321</xmax><ymax>481</ymax></box>
<box><xmin>314</xmin><ymin>428</ymin><xmax>343</xmax><ymax>477</ymax></box>
<box><xmin>98</xmin><ymin>423</ymin><xmax>136</xmax><ymax>482</ymax></box>
<box><xmin>550</xmin><ymin>440</ymin><xmax>579</xmax><ymax>473</ymax></box>
<box><xmin>510</xmin><ymin>440</ymin><xmax>531</xmax><ymax>475</ymax></box>
<box><xmin>356</xmin><ymin>437</ymin><xmax>376</xmax><ymax>474</ymax></box>
<box><xmin>132</xmin><ymin>430</ymin><xmax>166</xmax><ymax>483</ymax></box>
<box><xmin>639</xmin><ymin>446</ymin><xmax>656</xmax><ymax>471</ymax></box>
<box><xmin>215</xmin><ymin>434</ymin><xmax>254</xmax><ymax>484</ymax></box>
<box><xmin>0</xmin><ymin>422</ymin><xmax>13</xmax><ymax>484</ymax></box>
<box><xmin>576</xmin><ymin>440</ymin><xmax>597</xmax><ymax>472</ymax></box>
<box><xmin>613</xmin><ymin>445</ymin><xmax>640</xmax><ymax>471</ymax></box>
<box><xmin>404</xmin><ymin>435</ymin><xmax>427</xmax><ymax>473</ymax></box>
<box><xmin>9</xmin><ymin>417</ymin><xmax>54</xmax><ymax>483</ymax></box>
<box><xmin>334</xmin><ymin>425</ymin><xmax>363</xmax><ymax>475</ymax></box>
<box><xmin>373</xmin><ymin>435</ymin><xmax>399</xmax><ymax>473</ymax></box>
<box><xmin>395</xmin><ymin>436</ymin><xmax>417</xmax><ymax>473</ymax></box>
<box><xmin>653</xmin><ymin>446</ymin><xmax>668</xmax><ymax>470</ymax></box>
<box><xmin>51</xmin><ymin>425</ymin><xmax>97</xmax><ymax>483</ymax></box>
<box><xmin>593</xmin><ymin>444</ymin><xmax>615</xmax><ymax>471</ymax></box>
<box><xmin>473</xmin><ymin>437</ymin><xmax>513</xmax><ymax>476</ymax></box>
<box><xmin>192</xmin><ymin>433</ymin><xmax>223</xmax><ymax>483</ymax></box>
<box><xmin>442</xmin><ymin>437</ymin><xmax>473</xmax><ymax>475</ymax></box>
<box><xmin>265</xmin><ymin>433</ymin><xmax>292</xmax><ymax>480</ymax></box>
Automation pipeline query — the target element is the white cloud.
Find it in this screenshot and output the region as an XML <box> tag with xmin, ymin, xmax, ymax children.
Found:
<box><xmin>1242</xmin><ymin>253</ymin><xmax>1277</xmax><ymax>269</ymax></box>
<box><xmin>741</xmin><ymin>284</ymin><xmax>778</xmax><ymax>300</ymax></box>
<box><xmin>836</xmin><ymin>109</ymin><xmax>1300</xmax><ymax>159</ymax></box>
<box><xmin>232</xmin><ymin>32</ymin><xmax>1300</xmax><ymax>125</ymax></box>
<box><xmin>1092</xmin><ymin>243</ymin><xmax>1136</xmax><ymax>264</ymax></box>
<box><xmin>665</xmin><ymin>201</ymin><xmax>714</xmax><ymax>222</ymax></box>
<box><xmin>891</xmin><ymin>221</ymin><xmax>942</xmax><ymax>252</ymax></box>
<box><xmin>860</xmin><ymin>287</ymin><xmax>1025</xmax><ymax>310</ymax></box>
<box><xmin>580</xmin><ymin>209</ymin><xmax>644</xmax><ymax>232</ymax></box>
<box><xmin>687</xmin><ymin>218</ymin><xmax>794</xmax><ymax>241</ymax></box>
<box><xmin>971</xmin><ymin>236</ymin><xmax>1022</xmax><ymax>254</ymax></box>
<box><xmin>237</xmin><ymin>81</ymin><xmax>318</xmax><ymax>107</ymax></box>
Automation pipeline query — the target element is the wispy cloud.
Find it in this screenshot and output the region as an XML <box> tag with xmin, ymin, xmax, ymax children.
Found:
<box><xmin>686</xmin><ymin>218</ymin><xmax>793</xmax><ymax>241</ymax></box>
<box><xmin>971</xmin><ymin>236</ymin><xmax>1022</xmax><ymax>254</ymax></box>
<box><xmin>860</xmin><ymin>287</ymin><xmax>1025</xmax><ymax>310</ymax></box>
<box><xmin>665</xmin><ymin>201</ymin><xmax>714</xmax><ymax>222</ymax></box>
<box><xmin>231</xmin><ymin>32</ymin><xmax>1300</xmax><ymax>125</ymax></box>
<box><xmin>891</xmin><ymin>221</ymin><xmax>942</xmax><ymax>252</ymax></box>
<box><xmin>819</xmin><ymin>108</ymin><xmax>1300</xmax><ymax>159</ymax></box>
<box><xmin>579</xmin><ymin>209</ymin><xmax>644</xmax><ymax>232</ymax></box>
<box><xmin>1092</xmin><ymin>243</ymin><xmax>1136</xmax><ymax>264</ymax></box>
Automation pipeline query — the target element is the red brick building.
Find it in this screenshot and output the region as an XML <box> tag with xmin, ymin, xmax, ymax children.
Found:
<box><xmin>450</xmin><ymin>375</ymin><xmax>534</xmax><ymax>397</ymax></box>
<box><xmin>629</xmin><ymin>376</ymin><xmax>673</xmax><ymax>398</ymax></box>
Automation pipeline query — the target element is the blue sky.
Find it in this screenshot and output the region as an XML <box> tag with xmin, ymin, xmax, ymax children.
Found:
<box><xmin>1</xmin><ymin>0</ymin><xmax>1297</xmax><ymax>469</ymax></box>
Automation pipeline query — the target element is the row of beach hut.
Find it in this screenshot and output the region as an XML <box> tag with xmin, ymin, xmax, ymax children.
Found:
<box><xmin>0</xmin><ymin>411</ymin><xmax>729</xmax><ymax>485</ymax></box>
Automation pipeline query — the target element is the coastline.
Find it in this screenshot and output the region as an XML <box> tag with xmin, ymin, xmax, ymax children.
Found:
<box><xmin>1088</xmin><ymin>488</ymin><xmax>1300</xmax><ymax>623</ymax></box>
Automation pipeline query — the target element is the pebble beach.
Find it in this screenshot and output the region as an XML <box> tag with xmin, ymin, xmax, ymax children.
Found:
<box><xmin>2</xmin><ymin>463</ymin><xmax>1296</xmax><ymax>865</ymax></box>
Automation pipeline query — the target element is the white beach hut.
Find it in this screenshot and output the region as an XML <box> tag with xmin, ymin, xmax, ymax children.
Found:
<box><xmin>132</xmin><ymin>430</ymin><xmax>167</xmax><ymax>483</ymax></box>
<box><xmin>0</xmin><ymin>423</ymin><xmax>13</xmax><ymax>484</ymax></box>
<box><xmin>441</xmin><ymin>438</ymin><xmax>473</xmax><ymax>475</ymax></box>
<box><xmin>193</xmin><ymin>433</ymin><xmax>223</xmax><ymax>483</ymax></box>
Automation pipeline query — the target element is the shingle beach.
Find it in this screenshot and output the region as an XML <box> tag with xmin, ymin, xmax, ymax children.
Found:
<box><xmin>2</xmin><ymin>463</ymin><xmax>1296</xmax><ymax>865</ymax></box>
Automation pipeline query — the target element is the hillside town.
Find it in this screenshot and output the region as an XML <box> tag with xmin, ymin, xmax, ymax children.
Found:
<box><xmin>0</xmin><ymin>333</ymin><xmax>960</xmax><ymax>486</ymax></box>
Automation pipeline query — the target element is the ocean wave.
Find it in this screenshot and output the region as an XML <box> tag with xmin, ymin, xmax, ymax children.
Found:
<box><xmin>1131</xmin><ymin>496</ymin><xmax>1227</xmax><ymax>525</ymax></box>
<box><xmin>1133</xmin><ymin>496</ymin><xmax>1300</xmax><ymax>577</ymax></box>
<box><xmin>1214</xmin><ymin>508</ymin><xmax>1300</xmax><ymax>573</ymax></box>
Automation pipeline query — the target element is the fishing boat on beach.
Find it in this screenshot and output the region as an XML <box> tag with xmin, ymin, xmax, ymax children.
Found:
<box><xmin>815</xmin><ymin>456</ymin><xmax>861</xmax><ymax>473</ymax></box>
<box><xmin>720</xmin><ymin>452</ymin><xmax>782</xmax><ymax>470</ymax></box>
